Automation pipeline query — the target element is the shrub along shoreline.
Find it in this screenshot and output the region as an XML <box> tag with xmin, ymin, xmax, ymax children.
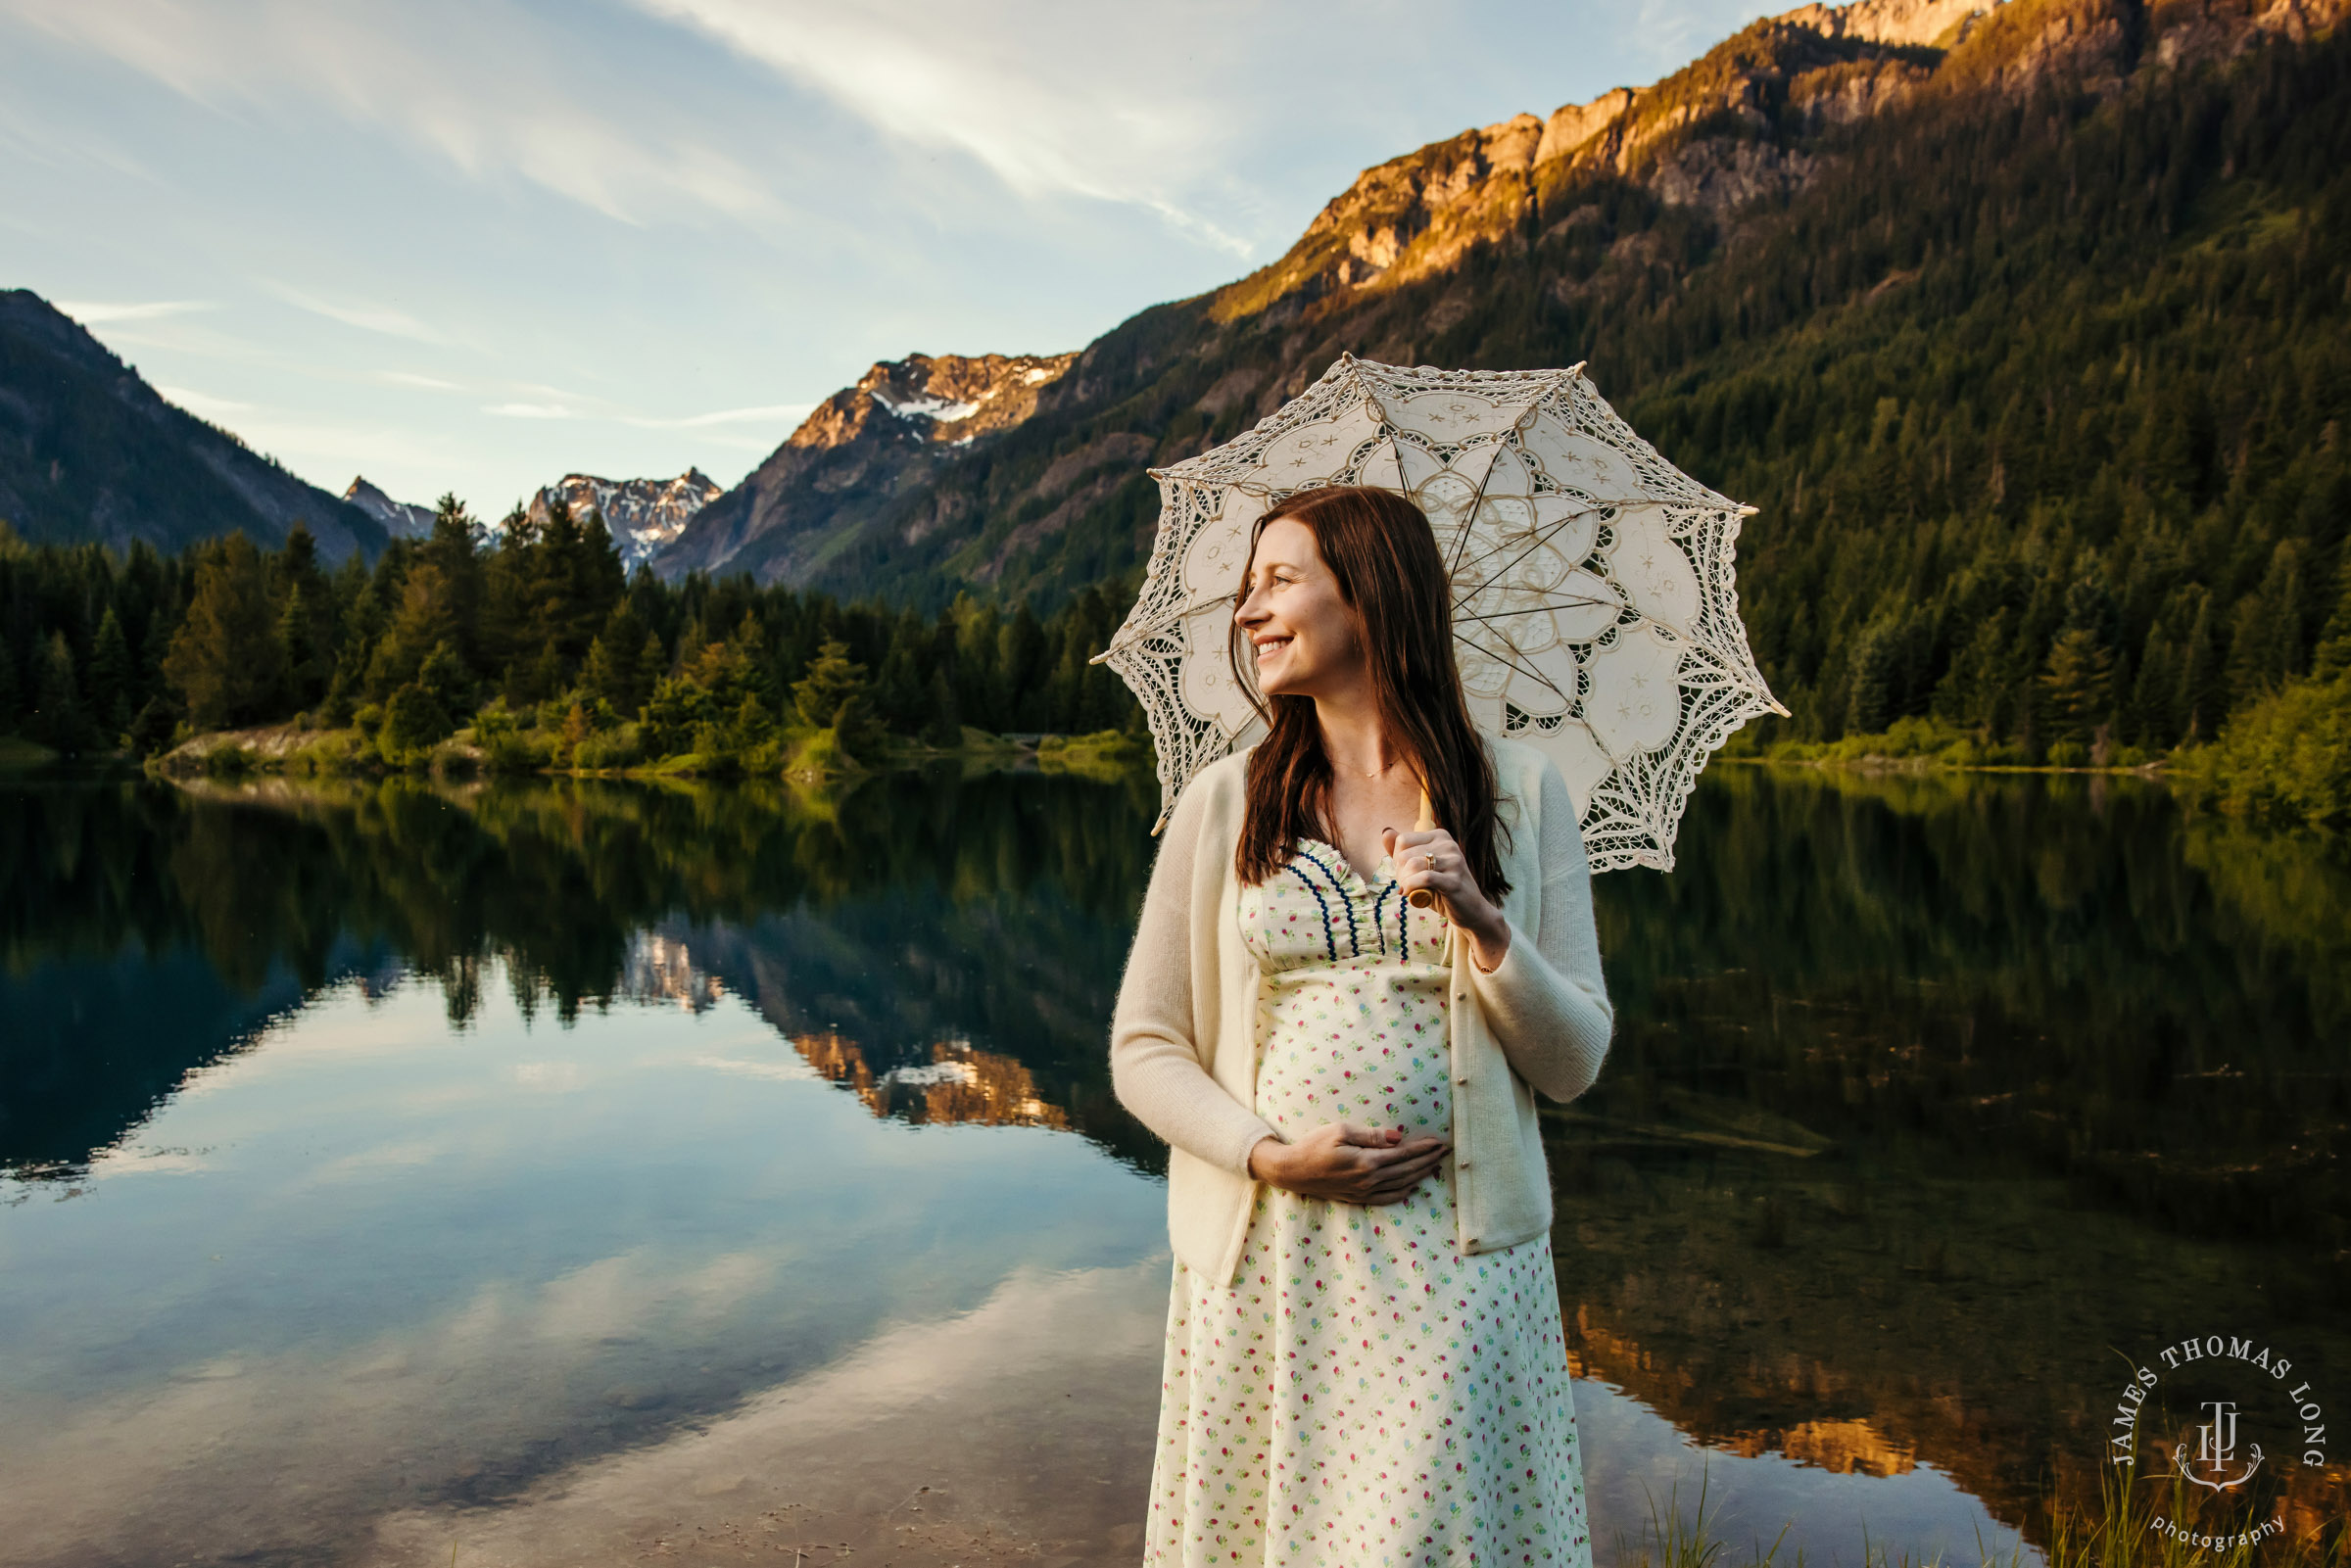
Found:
<box><xmin>149</xmin><ymin>718</ymin><xmax>1148</xmax><ymax>784</ymax></box>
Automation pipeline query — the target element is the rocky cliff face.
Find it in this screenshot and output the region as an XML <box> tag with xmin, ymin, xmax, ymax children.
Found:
<box><xmin>343</xmin><ymin>477</ymin><xmax>435</xmax><ymax>542</ymax></box>
<box><xmin>652</xmin><ymin>352</ymin><xmax>1075</xmax><ymax>586</ymax></box>
<box><xmin>1212</xmin><ymin>0</ymin><xmax>1995</xmax><ymax>317</ymax></box>
<box><xmin>0</xmin><ymin>291</ymin><xmax>385</xmax><ymax>561</ymax></box>
<box><xmin>1210</xmin><ymin>0</ymin><xmax>2345</xmax><ymax>321</ymax></box>
<box><xmin>530</xmin><ymin>468</ymin><xmax>722</xmax><ymax>570</ymax></box>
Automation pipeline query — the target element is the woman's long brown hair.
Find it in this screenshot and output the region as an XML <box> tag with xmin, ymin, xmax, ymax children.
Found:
<box><xmin>1231</xmin><ymin>485</ymin><xmax>1511</xmax><ymax>900</ymax></box>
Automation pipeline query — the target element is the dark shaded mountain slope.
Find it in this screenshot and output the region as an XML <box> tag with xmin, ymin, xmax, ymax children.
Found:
<box><xmin>0</xmin><ymin>291</ymin><xmax>384</xmax><ymax>561</ymax></box>
<box><xmin>652</xmin><ymin>351</ymin><xmax>1078</xmax><ymax>587</ymax></box>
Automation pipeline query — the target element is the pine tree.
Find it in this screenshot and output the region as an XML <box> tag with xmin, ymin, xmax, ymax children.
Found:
<box><xmin>636</xmin><ymin>629</ymin><xmax>666</xmax><ymax>701</ymax></box>
<box><xmin>164</xmin><ymin>533</ymin><xmax>284</xmax><ymax>731</ymax></box>
<box><xmin>998</xmin><ymin>605</ymin><xmax>1049</xmax><ymax>731</ymax></box>
<box><xmin>792</xmin><ymin>637</ymin><xmax>881</xmax><ymax>759</ymax></box>
<box><xmin>2312</xmin><ymin>571</ymin><xmax>2351</xmax><ymax>682</ymax></box>
<box><xmin>570</xmin><ymin>509</ymin><xmax>628</xmax><ymax>647</ymax></box>
<box><xmin>2040</xmin><ymin>628</ymin><xmax>2117</xmax><ymax>750</ymax></box>
<box><xmin>2225</xmin><ymin>541</ymin><xmax>2306</xmax><ymax>702</ymax></box>
<box><xmin>920</xmin><ymin>665</ymin><xmax>962</xmax><ymax>746</ymax></box>
<box><xmin>418</xmin><ymin>497</ymin><xmax>484</xmax><ymax>674</ymax></box>
<box><xmin>2128</xmin><ymin>628</ymin><xmax>2180</xmax><ymax>748</ymax></box>
<box><xmin>2176</xmin><ymin>592</ymin><xmax>2227</xmax><ymax>743</ymax></box>
<box><xmin>378</xmin><ymin>680</ymin><xmax>454</xmax><ymax>757</ymax></box>
<box><xmin>415</xmin><ymin>641</ymin><xmax>472</xmax><ymax>715</ymax></box>
<box><xmin>873</xmin><ymin>615</ymin><xmax>927</xmax><ymax>733</ymax></box>
<box><xmin>1843</xmin><ymin>615</ymin><xmax>1897</xmax><ymax>736</ymax></box>
<box><xmin>582</xmin><ymin>604</ymin><xmax>649</xmax><ymax>719</ymax></box>
<box><xmin>29</xmin><ymin>631</ymin><xmax>93</xmax><ymax>752</ymax></box>
<box><xmin>86</xmin><ymin>606</ymin><xmax>135</xmax><ymax>739</ymax></box>
<box><xmin>125</xmin><ymin>696</ymin><xmax>177</xmax><ymax>757</ymax></box>
<box><xmin>0</xmin><ymin>638</ymin><xmax>17</xmax><ymax>733</ymax></box>
<box><xmin>275</xmin><ymin>587</ymin><xmax>323</xmax><ymax>712</ymax></box>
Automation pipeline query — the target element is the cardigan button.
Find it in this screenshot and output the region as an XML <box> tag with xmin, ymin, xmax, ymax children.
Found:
<box><xmin>1455</xmin><ymin>1076</ymin><xmax>1469</xmax><ymax>1086</ymax></box>
<box><xmin>1457</xmin><ymin>1160</ymin><xmax>1471</xmax><ymax>1170</ymax></box>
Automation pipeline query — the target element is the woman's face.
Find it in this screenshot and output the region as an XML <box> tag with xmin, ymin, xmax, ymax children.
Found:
<box><xmin>1235</xmin><ymin>516</ymin><xmax>1364</xmax><ymax>699</ymax></box>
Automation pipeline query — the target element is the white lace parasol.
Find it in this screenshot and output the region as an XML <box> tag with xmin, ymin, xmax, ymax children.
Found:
<box><xmin>1094</xmin><ymin>354</ymin><xmax>1786</xmax><ymax>872</ymax></box>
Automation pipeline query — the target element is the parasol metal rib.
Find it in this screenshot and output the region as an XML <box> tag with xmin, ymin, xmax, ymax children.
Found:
<box><xmin>1454</xmin><ymin>630</ymin><xmax>1570</xmax><ymax>705</ymax></box>
<box><xmin>1451</xmin><ymin>594</ymin><xmax>1619</xmax><ymax>626</ymax></box>
<box><xmin>1100</xmin><ymin>592</ymin><xmax>1245</xmax><ymax>657</ymax></box>
<box><xmin>1443</xmin><ymin>494</ymin><xmax>1672</xmax><ymax>587</ymax></box>
<box><xmin>1446</xmin><ymin>501</ymin><xmax>1619</xmax><ymax>606</ymax></box>
<box><xmin>1441</xmin><ymin>391</ymin><xmax>1549</xmax><ymax>579</ymax></box>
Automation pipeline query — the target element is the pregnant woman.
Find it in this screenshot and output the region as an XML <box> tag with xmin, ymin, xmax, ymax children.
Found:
<box><xmin>1110</xmin><ymin>484</ymin><xmax>1615</xmax><ymax>1566</ymax></box>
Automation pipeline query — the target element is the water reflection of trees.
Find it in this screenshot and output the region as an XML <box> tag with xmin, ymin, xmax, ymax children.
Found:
<box><xmin>0</xmin><ymin>766</ymin><xmax>1159</xmax><ymax>1174</ymax></box>
<box><xmin>8</xmin><ymin>763</ymin><xmax>2348</xmax><ymax>1545</ymax></box>
<box><xmin>1568</xmin><ymin>765</ymin><xmax>2351</xmax><ymax>1553</ymax></box>
<box><xmin>1590</xmin><ymin>765</ymin><xmax>2347</xmax><ymax>1258</ymax></box>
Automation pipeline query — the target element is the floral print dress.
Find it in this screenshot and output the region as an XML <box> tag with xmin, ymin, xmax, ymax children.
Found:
<box><xmin>1145</xmin><ymin>838</ymin><xmax>1592</xmax><ymax>1567</ymax></box>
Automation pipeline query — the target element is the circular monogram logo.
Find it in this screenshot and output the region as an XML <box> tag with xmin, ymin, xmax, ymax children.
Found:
<box><xmin>2106</xmin><ymin>1333</ymin><xmax>2332</xmax><ymax>1552</ymax></box>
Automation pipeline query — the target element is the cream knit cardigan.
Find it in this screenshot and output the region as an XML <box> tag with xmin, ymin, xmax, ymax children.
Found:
<box><xmin>1109</xmin><ymin>735</ymin><xmax>1615</xmax><ymax>1287</ymax></box>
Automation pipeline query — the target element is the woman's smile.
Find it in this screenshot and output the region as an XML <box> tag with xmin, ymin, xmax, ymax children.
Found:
<box><xmin>1234</xmin><ymin>517</ymin><xmax>1358</xmax><ymax>698</ymax></box>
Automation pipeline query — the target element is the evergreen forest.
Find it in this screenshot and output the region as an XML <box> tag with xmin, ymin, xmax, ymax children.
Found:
<box><xmin>0</xmin><ymin>499</ymin><xmax>1141</xmax><ymax>775</ymax></box>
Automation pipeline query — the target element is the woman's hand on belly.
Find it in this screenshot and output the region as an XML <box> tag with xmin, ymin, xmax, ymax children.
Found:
<box><xmin>1247</xmin><ymin>1122</ymin><xmax>1451</xmax><ymax>1204</ymax></box>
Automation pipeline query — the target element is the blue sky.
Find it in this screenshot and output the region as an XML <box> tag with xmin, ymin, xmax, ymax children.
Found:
<box><xmin>0</xmin><ymin>0</ymin><xmax>1779</xmax><ymax>516</ymax></box>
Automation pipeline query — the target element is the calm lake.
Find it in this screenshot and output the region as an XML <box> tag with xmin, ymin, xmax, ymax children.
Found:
<box><xmin>2</xmin><ymin>763</ymin><xmax>2344</xmax><ymax>1567</ymax></box>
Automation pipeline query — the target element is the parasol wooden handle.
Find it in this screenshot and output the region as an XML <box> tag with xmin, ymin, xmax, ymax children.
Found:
<box><xmin>1406</xmin><ymin>787</ymin><xmax>1445</xmax><ymax>915</ymax></box>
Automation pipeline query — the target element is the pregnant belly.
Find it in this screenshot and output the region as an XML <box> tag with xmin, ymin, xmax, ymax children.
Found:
<box><xmin>1252</xmin><ymin>966</ymin><xmax>1452</xmax><ymax>1138</ymax></box>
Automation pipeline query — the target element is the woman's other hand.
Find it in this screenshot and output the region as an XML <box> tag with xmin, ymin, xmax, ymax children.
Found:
<box><xmin>1247</xmin><ymin>1122</ymin><xmax>1450</xmax><ymax>1203</ymax></box>
<box><xmin>1384</xmin><ymin>825</ymin><xmax>1511</xmax><ymax>971</ymax></box>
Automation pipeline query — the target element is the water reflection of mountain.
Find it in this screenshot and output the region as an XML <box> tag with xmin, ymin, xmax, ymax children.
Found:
<box><xmin>792</xmin><ymin>1031</ymin><xmax>1071</xmax><ymax>1130</ymax></box>
<box><xmin>609</xmin><ymin>925</ymin><xmax>1078</xmax><ymax>1131</ymax></box>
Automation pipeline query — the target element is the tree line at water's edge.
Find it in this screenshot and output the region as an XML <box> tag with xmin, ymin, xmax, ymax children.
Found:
<box><xmin>0</xmin><ymin>483</ymin><xmax>2343</xmax><ymax>813</ymax></box>
<box><xmin>0</xmin><ymin>497</ymin><xmax>1145</xmax><ymax>777</ymax></box>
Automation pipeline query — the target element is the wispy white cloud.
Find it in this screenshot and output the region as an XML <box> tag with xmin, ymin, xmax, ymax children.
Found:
<box><xmin>52</xmin><ymin>298</ymin><xmax>212</xmax><ymax>323</ymax></box>
<box><xmin>269</xmin><ymin>284</ymin><xmax>449</xmax><ymax>345</ymax></box>
<box><xmin>627</xmin><ymin>0</ymin><xmax>1258</xmax><ymax>254</ymax></box>
<box><xmin>0</xmin><ymin>0</ymin><xmax>784</xmax><ymax>227</ymax></box>
<box><xmin>155</xmin><ymin>384</ymin><xmax>253</xmax><ymax>418</ymax></box>
<box><xmin>623</xmin><ymin>404</ymin><xmax>814</xmax><ymax>431</ymax></box>
<box><xmin>478</xmin><ymin>399</ymin><xmax>811</xmax><ymax>447</ymax></box>
<box><xmin>377</xmin><ymin>370</ymin><xmax>463</xmax><ymax>392</ymax></box>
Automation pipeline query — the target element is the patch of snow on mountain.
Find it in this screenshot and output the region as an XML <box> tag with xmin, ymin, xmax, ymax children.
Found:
<box><xmin>343</xmin><ymin>476</ymin><xmax>435</xmax><ymax>541</ymax></box>
<box><xmin>529</xmin><ymin>468</ymin><xmax>724</xmax><ymax>570</ymax></box>
<box><xmin>871</xmin><ymin>389</ymin><xmax>982</xmax><ymax>422</ymax></box>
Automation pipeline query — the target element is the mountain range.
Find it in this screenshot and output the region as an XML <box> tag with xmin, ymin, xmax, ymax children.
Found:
<box><xmin>337</xmin><ymin>467</ymin><xmax>727</xmax><ymax>570</ymax></box>
<box><xmin>648</xmin><ymin>352</ymin><xmax>1078</xmax><ymax>585</ymax></box>
<box><xmin>5</xmin><ymin>0</ymin><xmax>2346</xmax><ymax>756</ymax></box>
<box><xmin>646</xmin><ymin>0</ymin><xmax>2347</xmax><ymax>616</ymax></box>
